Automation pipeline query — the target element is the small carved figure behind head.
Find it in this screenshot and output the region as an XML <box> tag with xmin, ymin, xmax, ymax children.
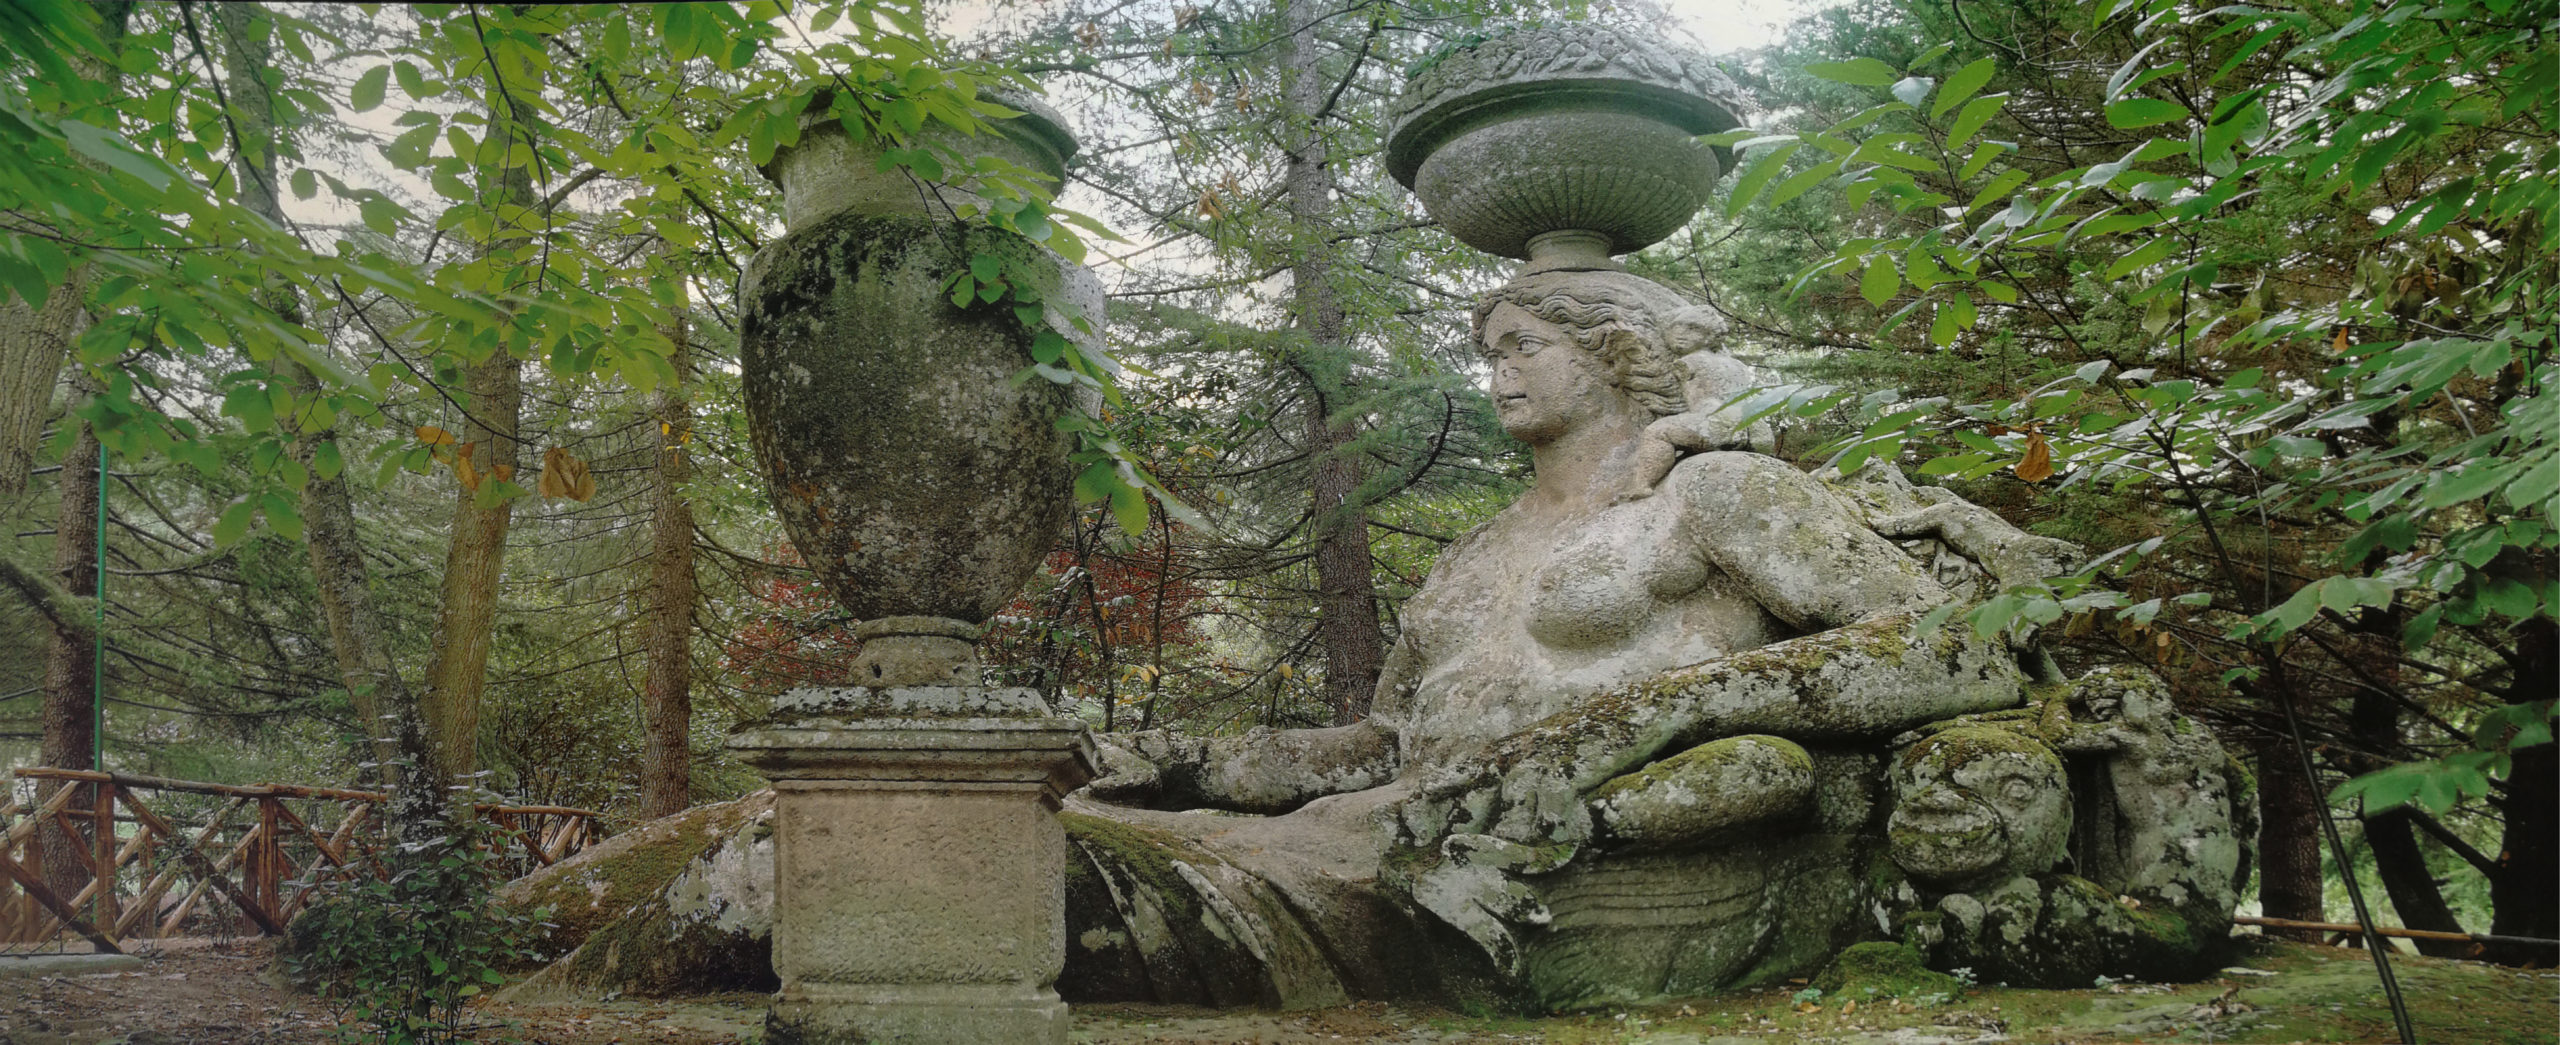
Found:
<box><xmin>1887</xmin><ymin>725</ymin><xmax>2074</xmax><ymax>890</ymax></box>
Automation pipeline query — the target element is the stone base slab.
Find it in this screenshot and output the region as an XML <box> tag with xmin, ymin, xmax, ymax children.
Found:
<box><xmin>764</xmin><ymin>982</ymin><xmax>1070</xmax><ymax>1045</ymax></box>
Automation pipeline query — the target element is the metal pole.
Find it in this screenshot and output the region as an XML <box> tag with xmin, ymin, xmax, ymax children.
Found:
<box><xmin>91</xmin><ymin>440</ymin><xmax>103</xmax><ymax>774</ymax></box>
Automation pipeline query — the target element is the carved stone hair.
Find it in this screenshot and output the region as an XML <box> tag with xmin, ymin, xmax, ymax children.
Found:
<box><xmin>1471</xmin><ymin>270</ymin><xmax>1708</xmax><ymax>419</ymax></box>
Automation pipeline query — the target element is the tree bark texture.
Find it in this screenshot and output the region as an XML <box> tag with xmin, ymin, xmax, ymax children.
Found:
<box><xmin>1277</xmin><ymin>0</ymin><xmax>1384</xmax><ymax>725</ymax></box>
<box><xmin>38</xmin><ymin>415</ymin><xmax>98</xmax><ymax>899</ymax></box>
<box><xmin>637</xmin><ymin>303</ymin><xmax>697</xmax><ymax>821</ymax></box>
<box><xmin>2254</xmin><ymin>735</ymin><xmax>2327</xmax><ymax>939</ymax></box>
<box><xmin>2484</xmin><ymin>617</ymin><xmax>2558</xmax><ymax>965</ymax></box>
<box><xmin>419</xmin><ymin>44</ymin><xmax>540</xmax><ymax>782</ymax></box>
<box><xmin>0</xmin><ymin>289</ymin><xmax>82</xmax><ymax>509</ymax></box>
<box><xmin>215</xmin><ymin>1</ymin><xmax>424</xmax><ymax>783</ymax></box>
<box><xmin>2346</xmin><ymin>687</ymin><xmax>2470</xmax><ymax>957</ymax></box>
<box><xmin>0</xmin><ymin>0</ymin><xmax>126</xmax><ymax>508</ymax></box>
<box><xmin>420</xmin><ymin>351</ymin><xmax>521</xmax><ymax>781</ymax></box>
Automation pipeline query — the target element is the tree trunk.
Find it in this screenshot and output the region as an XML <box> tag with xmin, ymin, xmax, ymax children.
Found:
<box><xmin>215</xmin><ymin>1</ymin><xmax>424</xmax><ymax>784</ymax></box>
<box><xmin>0</xmin><ymin>0</ymin><xmax>127</xmax><ymax>508</ymax></box>
<box><xmin>2346</xmin><ymin>687</ymin><xmax>2469</xmax><ymax>956</ymax></box>
<box><xmin>637</xmin><ymin>300</ymin><xmax>697</xmax><ymax>821</ymax></box>
<box><xmin>1277</xmin><ymin>0</ymin><xmax>1384</xmax><ymax>725</ymax></box>
<box><xmin>38</xmin><ymin>413</ymin><xmax>98</xmax><ymax>900</ymax></box>
<box><xmin>418</xmin><ymin>44</ymin><xmax>541</xmax><ymax>782</ymax></box>
<box><xmin>0</xmin><ymin>289</ymin><xmax>82</xmax><ymax>509</ymax></box>
<box><xmin>2484</xmin><ymin>617</ymin><xmax>2559</xmax><ymax>965</ymax></box>
<box><xmin>2254</xmin><ymin>735</ymin><xmax>2327</xmax><ymax>939</ymax></box>
<box><xmin>419</xmin><ymin>352</ymin><xmax>521</xmax><ymax>780</ymax></box>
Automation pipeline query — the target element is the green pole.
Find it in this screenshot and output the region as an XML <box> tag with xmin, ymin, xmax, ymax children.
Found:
<box><xmin>92</xmin><ymin>440</ymin><xmax>104</xmax><ymax>773</ymax></box>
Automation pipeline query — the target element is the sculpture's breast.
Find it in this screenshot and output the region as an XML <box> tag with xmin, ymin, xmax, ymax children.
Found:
<box><xmin>1389</xmin><ymin>494</ymin><xmax>1788</xmax><ymax>764</ymax></box>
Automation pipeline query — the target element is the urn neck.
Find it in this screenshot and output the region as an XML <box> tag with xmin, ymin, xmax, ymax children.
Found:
<box><xmin>1520</xmin><ymin>229</ymin><xmax>1623</xmax><ymax>275</ymax></box>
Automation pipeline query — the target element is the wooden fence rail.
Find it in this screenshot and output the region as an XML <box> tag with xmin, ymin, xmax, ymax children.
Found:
<box><xmin>0</xmin><ymin>768</ymin><xmax>606</xmax><ymax>952</ymax></box>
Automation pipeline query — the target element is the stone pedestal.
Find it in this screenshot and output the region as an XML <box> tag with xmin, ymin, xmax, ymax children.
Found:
<box><xmin>731</xmin><ymin>686</ymin><xmax>1095</xmax><ymax>1045</ymax></box>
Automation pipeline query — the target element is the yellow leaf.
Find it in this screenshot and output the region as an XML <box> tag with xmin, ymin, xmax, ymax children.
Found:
<box><xmin>416</xmin><ymin>425</ymin><xmax>455</xmax><ymax>446</ymax></box>
<box><xmin>453</xmin><ymin>442</ymin><xmax>481</xmax><ymax>491</ymax></box>
<box><xmin>2014</xmin><ymin>431</ymin><xmax>2055</xmax><ymax>483</ymax></box>
<box><xmin>537</xmin><ymin>446</ymin><xmax>595</xmax><ymax>502</ymax></box>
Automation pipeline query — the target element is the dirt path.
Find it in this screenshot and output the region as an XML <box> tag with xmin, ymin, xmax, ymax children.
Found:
<box><xmin>3</xmin><ymin>938</ymin><xmax>2550</xmax><ymax>1044</ymax></box>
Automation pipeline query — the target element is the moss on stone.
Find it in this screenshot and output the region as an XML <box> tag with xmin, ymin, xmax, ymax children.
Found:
<box><xmin>1060</xmin><ymin>811</ymin><xmax>1214</xmax><ymax>900</ymax></box>
<box><xmin>1811</xmin><ymin>941</ymin><xmax>1962</xmax><ymax>999</ymax></box>
<box><xmin>1896</xmin><ymin>724</ymin><xmax>2064</xmax><ymax>778</ymax></box>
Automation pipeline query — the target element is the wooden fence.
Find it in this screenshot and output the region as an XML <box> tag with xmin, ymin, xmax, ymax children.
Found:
<box><xmin>0</xmin><ymin>768</ymin><xmax>605</xmax><ymax>953</ymax></box>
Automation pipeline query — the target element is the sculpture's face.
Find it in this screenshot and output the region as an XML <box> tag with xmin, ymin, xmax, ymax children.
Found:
<box><xmin>1888</xmin><ymin>727</ymin><xmax>2071</xmax><ymax>889</ymax></box>
<box><xmin>1484</xmin><ymin>302</ymin><xmax>1618</xmax><ymax>444</ymax></box>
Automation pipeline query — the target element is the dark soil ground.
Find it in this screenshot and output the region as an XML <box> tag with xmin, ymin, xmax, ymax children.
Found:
<box><xmin>0</xmin><ymin>936</ymin><xmax>2548</xmax><ymax>1044</ymax></box>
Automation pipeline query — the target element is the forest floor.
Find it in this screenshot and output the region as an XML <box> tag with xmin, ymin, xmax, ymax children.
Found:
<box><xmin>0</xmin><ymin>936</ymin><xmax>2548</xmax><ymax>1044</ymax></box>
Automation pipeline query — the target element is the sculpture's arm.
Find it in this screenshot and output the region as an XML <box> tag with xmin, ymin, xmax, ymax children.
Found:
<box><xmin>1086</xmin><ymin>720</ymin><xmax>1398</xmax><ymax>815</ymax></box>
<box><xmin>1399</xmin><ymin>613</ymin><xmax>2027</xmax><ymax>847</ymax></box>
<box><xmin>1666</xmin><ymin>452</ymin><xmax>1950</xmax><ymax>631</ymax></box>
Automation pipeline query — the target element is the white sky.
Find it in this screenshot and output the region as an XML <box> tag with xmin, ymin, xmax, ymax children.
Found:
<box><xmin>1664</xmin><ymin>0</ymin><xmax>1834</xmax><ymax>54</ymax></box>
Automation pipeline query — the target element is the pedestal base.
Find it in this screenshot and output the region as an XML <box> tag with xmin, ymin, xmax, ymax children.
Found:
<box><xmin>766</xmin><ymin>983</ymin><xmax>1069</xmax><ymax>1045</ymax></box>
<box><xmin>730</xmin><ymin>686</ymin><xmax>1095</xmax><ymax>1045</ymax></box>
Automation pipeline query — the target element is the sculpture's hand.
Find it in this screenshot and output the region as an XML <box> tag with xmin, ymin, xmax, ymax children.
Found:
<box><xmin>1081</xmin><ymin>730</ymin><xmax>1191</xmax><ymax>806</ymax></box>
<box><xmin>1873</xmin><ymin>495</ymin><xmax>2084</xmax><ymax>591</ymax></box>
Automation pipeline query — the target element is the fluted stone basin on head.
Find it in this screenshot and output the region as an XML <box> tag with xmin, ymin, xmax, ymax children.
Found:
<box><xmin>1386</xmin><ymin>23</ymin><xmax>1749</xmax><ymax>264</ymax></box>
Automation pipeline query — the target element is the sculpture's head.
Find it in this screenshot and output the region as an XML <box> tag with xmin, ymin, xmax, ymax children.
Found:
<box><xmin>1472</xmin><ymin>270</ymin><xmax>1725</xmax><ymax>438</ymax></box>
<box><xmin>1888</xmin><ymin>725</ymin><xmax>2073</xmax><ymax>890</ymax></box>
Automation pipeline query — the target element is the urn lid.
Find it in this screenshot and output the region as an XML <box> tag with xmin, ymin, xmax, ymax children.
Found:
<box><xmin>762</xmin><ymin>85</ymin><xmax>1080</xmax><ymax>187</ymax></box>
<box><xmin>1385</xmin><ymin>22</ymin><xmax>1750</xmax><ymax>189</ymax></box>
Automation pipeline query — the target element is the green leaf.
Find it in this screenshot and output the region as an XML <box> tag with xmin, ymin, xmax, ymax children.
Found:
<box><xmin>351</xmin><ymin>65</ymin><xmax>390</xmax><ymax>112</ymax></box>
<box><xmin>1072</xmin><ymin>461</ymin><xmax>1114</xmax><ymax>503</ymax></box>
<box><xmin>313</xmin><ymin>440</ymin><xmax>344</xmax><ymax>480</ymax></box>
<box><xmin>260</xmin><ymin>492</ymin><xmax>302</xmax><ymax>542</ymax></box>
<box><xmin>290</xmin><ymin>167</ymin><xmax>317</xmax><ymax>200</ymax></box>
<box><xmin>1859</xmin><ymin>255</ymin><xmax>1901</xmax><ymax>306</ymax></box>
<box><xmin>223</xmin><ymin>383</ymin><xmax>275</xmax><ymax>432</ymax></box>
<box><xmin>1934</xmin><ymin>58</ymin><xmax>1997</xmax><ymax>118</ymax></box>
<box><xmin>2104</xmin><ymin>235</ymin><xmax>2178</xmax><ymax>279</ymax></box>
<box><xmin>1109</xmin><ymin>478</ymin><xmax>1148</xmax><ymax>536</ymax></box>
<box><xmin>1029</xmin><ymin>329</ymin><xmax>1066</xmax><ymax>364</ymax></box>
<box><xmin>2105</xmin><ymin>98</ymin><xmax>2191</xmax><ymax>129</ymax></box>
<box><xmin>1767</xmin><ymin>155</ymin><xmax>1846</xmax><ymax>207</ymax></box>
<box><xmin>2425</xmin><ymin>461</ymin><xmax>2521</xmax><ymax>508</ymax></box>
<box><xmin>1946</xmin><ymin>94</ymin><xmax>2008</xmax><ymax>149</ymax></box>
<box><xmin>212</xmin><ymin>499</ymin><xmax>256</xmax><ymax>547</ymax></box>
<box><xmin>1724</xmin><ymin>141</ymin><xmax>1801</xmax><ymax>213</ymax></box>
<box><xmin>60</xmin><ymin>119</ymin><xmax>170</xmax><ymax>191</ymax></box>
<box><xmin>393</xmin><ymin>59</ymin><xmax>427</xmax><ymax>99</ymax></box>
<box><xmin>1807</xmin><ymin>57</ymin><xmax>1902</xmax><ymax>87</ymax></box>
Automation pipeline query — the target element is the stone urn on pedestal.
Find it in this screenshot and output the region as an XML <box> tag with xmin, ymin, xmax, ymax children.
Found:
<box><xmin>727</xmin><ymin>91</ymin><xmax>1097</xmax><ymax>1045</ymax></box>
<box><xmin>1386</xmin><ymin>22</ymin><xmax>1748</xmax><ymax>273</ymax></box>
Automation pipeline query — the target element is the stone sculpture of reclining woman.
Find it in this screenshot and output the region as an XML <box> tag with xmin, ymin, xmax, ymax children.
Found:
<box><xmin>1055</xmin><ymin>267</ymin><xmax>2224</xmax><ymax>1012</ymax></box>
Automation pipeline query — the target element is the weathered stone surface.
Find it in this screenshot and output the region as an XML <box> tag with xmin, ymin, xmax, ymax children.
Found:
<box><xmin>1385</xmin><ymin>23</ymin><xmax>1749</xmax><ymax>261</ymax></box>
<box><xmin>1063</xmin><ymin>265</ymin><xmax>2075</xmax><ymax>1011</ymax></box>
<box><xmin>762</xmin><ymin>89</ymin><xmax>1074</xmax><ymax>228</ymax></box>
<box><xmin>739</xmin><ymin>213</ymin><xmax>1095</xmax><ymax>627</ymax></box>
<box><xmin>499</xmin><ymin>792</ymin><xmax>777</xmax><ymax>999</ymax></box>
<box><xmin>1587</xmin><ymin>735</ymin><xmax>1815</xmax><ymax>853</ymax></box>
<box><xmin>1876</xmin><ymin>668</ymin><xmax>2252</xmax><ymax>986</ymax></box>
<box><xmin>729</xmin><ymin>687</ymin><xmax>1096</xmax><ymax>1045</ymax></box>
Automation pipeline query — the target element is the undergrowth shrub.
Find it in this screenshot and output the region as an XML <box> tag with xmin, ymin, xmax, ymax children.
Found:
<box><xmin>289</xmin><ymin>793</ymin><xmax>550</xmax><ymax>1044</ymax></box>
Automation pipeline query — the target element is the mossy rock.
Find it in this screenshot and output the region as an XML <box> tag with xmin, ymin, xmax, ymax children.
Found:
<box><xmin>1812</xmin><ymin>941</ymin><xmax>1961</xmax><ymax>999</ymax></box>
<box><xmin>498</xmin><ymin>791</ymin><xmax>773</xmax><ymax>967</ymax></box>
